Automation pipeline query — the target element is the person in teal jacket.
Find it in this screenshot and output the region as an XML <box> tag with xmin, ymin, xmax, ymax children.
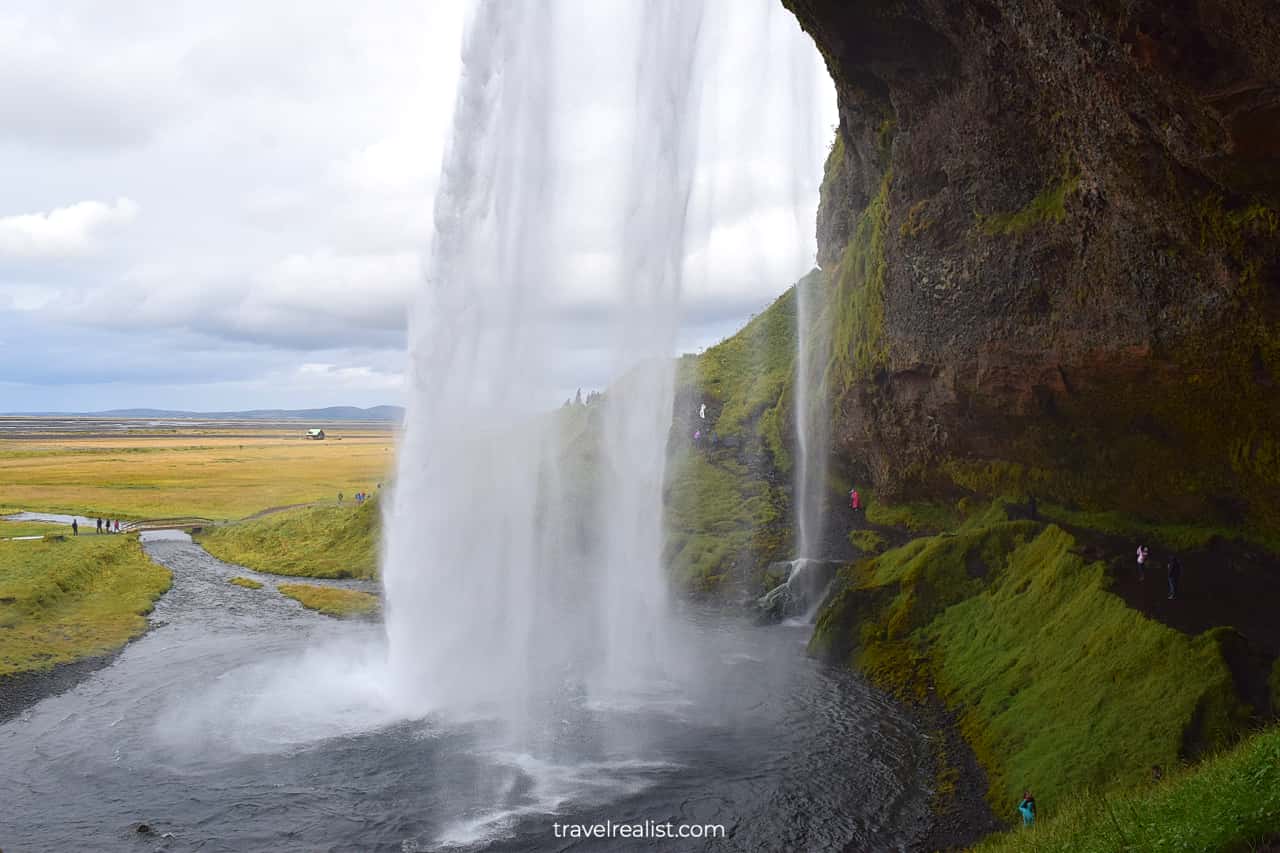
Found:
<box><xmin>1018</xmin><ymin>791</ymin><xmax>1037</xmax><ymax>826</ymax></box>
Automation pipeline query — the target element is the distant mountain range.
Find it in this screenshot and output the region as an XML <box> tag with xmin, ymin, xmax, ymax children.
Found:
<box><xmin>3</xmin><ymin>405</ymin><xmax>405</xmax><ymax>422</ymax></box>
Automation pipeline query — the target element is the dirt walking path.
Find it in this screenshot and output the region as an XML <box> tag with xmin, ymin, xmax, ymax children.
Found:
<box><xmin>1063</xmin><ymin>523</ymin><xmax>1280</xmax><ymax>716</ymax></box>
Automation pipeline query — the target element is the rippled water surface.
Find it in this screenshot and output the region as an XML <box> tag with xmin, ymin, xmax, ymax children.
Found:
<box><xmin>0</xmin><ymin>539</ymin><xmax>931</xmax><ymax>851</ymax></box>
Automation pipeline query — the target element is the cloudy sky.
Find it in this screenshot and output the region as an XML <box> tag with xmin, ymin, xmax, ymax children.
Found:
<box><xmin>0</xmin><ymin>1</ymin><xmax>834</xmax><ymax>413</ymax></box>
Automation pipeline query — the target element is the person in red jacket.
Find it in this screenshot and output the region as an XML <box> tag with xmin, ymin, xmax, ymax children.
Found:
<box><xmin>850</xmin><ymin>488</ymin><xmax>862</xmax><ymax>512</ymax></box>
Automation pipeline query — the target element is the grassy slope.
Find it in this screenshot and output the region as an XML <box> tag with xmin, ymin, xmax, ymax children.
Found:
<box><xmin>811</xmin><ymin>503</ymin><xmax>1248</xmax><ymax>820</ymax></box>
<box><xmin>0</xmin><ymin>533</ymin><xmax>171</xmax><ymax>676</ymax></box>
<box><xmin>687</xmin><ymin>277</ymin><xmax>801</xmax><ymax>463</ymax></box>
<box><xmin>664</xmin><ymin>448</ymin><xmax>784</xmax><ymax>592</ymax></box>
<box><xmin>931</xmin><ymin>525</ymin><xmax>1244</xmax><ymax>813</ymax></box>
<box><xmin>0</xmin><ymin>432</ymin><xmax>393</xmax><ymax>520</ymax></box>
<box><xmin>277</xmin><ymin>583</ymin><xmax>379</xmax><ymax>618</ymax></box>
<box><xmin>198</xmin><ymin>499</ymin><xmax>379</xmax><ymax>579</ymax></box>
<box><xmin>663</xmin><ymin>277</ymin><xmax>811</xmax><ymax>592</ymax></box>
<box><xmin>975</xmin><ymin>723</ymin><xmax>1280</xmax><ymax>853</ymax></box>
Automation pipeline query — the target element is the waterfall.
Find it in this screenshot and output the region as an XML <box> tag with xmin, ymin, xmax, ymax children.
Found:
<box><xmin>596</xmin><ymin>1</ymin><xmax>705</xmax><ymax>689</ymax></box>
<box><xmin>794</xmin><ymin>270</ymin><xmax>832</xmax><ymax>559</ymax></box>
<box><xmin>789</xmin><ymin>25</ymin><xmax>831</xmax><ymax>562</ymax></box>
<box><xmin>381</xmin><ymin>0</ymin><xmax>707</xmax><ymax>721</ymax></box>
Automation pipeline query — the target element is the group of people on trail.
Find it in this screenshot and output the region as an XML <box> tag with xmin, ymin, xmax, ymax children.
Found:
<box><xmin>691</xmin><ymin>401</ymin><xmax>711</xmax><ymax>445</ymax></box>
<box><xmin>87</xmin><ymin>517</ymin><xmax>120</xmax><ymax>534</ymax></box>
<box><xmin>1136</xmin><ymin>544</ymin><xmax>1183</xmax><ymax>599</ymax></box>
<box><xmin>354</xmin><ymin>491</ymin><xmax>371</xmax><ymax>505</ymax></box>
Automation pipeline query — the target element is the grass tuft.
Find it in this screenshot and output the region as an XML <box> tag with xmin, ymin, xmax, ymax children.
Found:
<box><xmin>228</xmin><ymin>576</ymin><xmax>263</xmax><ymax>590</ymax></box>
<box><xmin>848</xmin><ymin>528</ymin><xmax>887</xmax><ymax>554</ymax></box>
<box><xmin>277</xmin><ymin>583</ymin><xmax>379</xmax><ymax>619</ymax></box>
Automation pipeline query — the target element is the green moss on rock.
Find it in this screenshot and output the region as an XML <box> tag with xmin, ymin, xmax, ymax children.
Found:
<box><xmin>663</xmin><ymin>448</ymin><xmax>787</xmax><ymax>593</ymax></box>
<box><xmin>864</xmin><ymin>498</ymin><xmax>963</xmax><ymax>533</ymax></box>
<box><xmin>978</xmin><ymin>171</ymin><xmax>1080</xmax><ymax>235</ymax></box>
<box><xmin>848</xmin><ymin>528</ymin><xmax>887</xmax><ymax>553</ymax></box>
<box><xmin>827</xmin><ymin>171</ymin><xmax>892</xmax><ymax>396</ymax></box>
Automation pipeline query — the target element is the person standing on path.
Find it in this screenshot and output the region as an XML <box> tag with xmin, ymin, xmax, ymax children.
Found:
<box><xmin>850</xmin><ymin>488</ymin><xmax>862</xmax><ymax>512</ymax></box>
<box><xmin>1018</xmin><ymin>791</ymin><xmax>1037</xmax><ymax>826</ymax></box>
<box><xmin>72</xmin><ymin>519</ymin><xmax>78</xmax><ymax>536</ymax></box>
<box><xmin>96</xmin><ymin>517</ymin><xmax>102</xmax><ymax>534</ymax></box>
<box><xmin>1167</xmin><ymin>556</ymin><xmax>1182</xmax><ymax>600</ymax></box>
<box><xmin>1136</xmin><ymin>544</ymin><xmax>1150</xmax><ymax>581</ymax></box>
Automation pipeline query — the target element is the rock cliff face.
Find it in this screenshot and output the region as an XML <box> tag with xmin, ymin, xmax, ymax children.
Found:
<box><xmin>783</xmin><ymin>0</ymin><xmax>1280</xmax><ymax>532</ymax></box>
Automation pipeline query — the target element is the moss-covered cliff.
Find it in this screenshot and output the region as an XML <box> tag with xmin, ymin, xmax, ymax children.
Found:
<box><xmin>784</xmin><ymin>0</ymin><xmax>1280</xmax><ymax>538</ymax></box>
<box><xmin>664</xmin><ymin>280</ymin><xmax>808</xmax><ymax>593</ymax></box>
<box><xmin>678</xmin><ymin>2</ymin><xmax>1280</xmax><ymax>843</ymax></box>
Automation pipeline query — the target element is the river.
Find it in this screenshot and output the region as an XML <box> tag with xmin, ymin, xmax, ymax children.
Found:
<box><xmin>0</xmin><ymin>535</ymin><xmax>933</xmax><ymax>851</ymax></box>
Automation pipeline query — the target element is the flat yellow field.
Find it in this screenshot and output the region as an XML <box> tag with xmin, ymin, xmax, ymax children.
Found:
<box><xmin>0</xmin><ymin>424</ymin><xmax>397</xmax><ymax>520</ymax></box>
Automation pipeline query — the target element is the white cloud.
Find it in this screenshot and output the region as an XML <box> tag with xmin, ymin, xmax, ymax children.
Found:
<box><xmin>0</xmin><ymin>0</ymin><xmax>835</xmax><ymax>411</ymax></box>
<box><xmin>336</xmin><ymin>132</ymin><xmax>439</xmax><ymax>195</ymax></box>
<box><xmin>0</xmin><ymin>11</ymin><xmax>186</xmax><ymax>151</ymax></box>
<box><xmin>245</xmin><ymin>250</ymin><xmax>421</xmax><ymax>330</ymax></box>
<box><xmin>0</xmin><ymin>198</ymin><xmax>138</xmax><ymax>259</ymax></box>
<box><xmin>0</xmin><ymin>282</ymin><xmax>58</xmax><ymax>311</ymax></box>
<box><xmin>293</xmin><ymin>362</ymin><xmax>405</xmax><ymax>392</ymax></box>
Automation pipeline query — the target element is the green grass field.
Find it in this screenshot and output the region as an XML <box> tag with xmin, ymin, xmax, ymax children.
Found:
<box><xmin>0</xmin><ymin>528</ymin><xmax>171</xmax><ymax>677</ymax></box>
<box><xmin>277</xmin><ymin>583</ymin><xmax>379</xmax><ymax>618</ymax></box>
<box><xmin>0</xmin><ymin>427</ymin><xmax>394</xmax><ymax>520</ymax></box>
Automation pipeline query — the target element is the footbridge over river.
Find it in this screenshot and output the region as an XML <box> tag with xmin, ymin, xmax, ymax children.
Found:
<box><xmin>120</xmin><ymin>517</ymin><xmax>217</xmax><ymax>534</ymax></box>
